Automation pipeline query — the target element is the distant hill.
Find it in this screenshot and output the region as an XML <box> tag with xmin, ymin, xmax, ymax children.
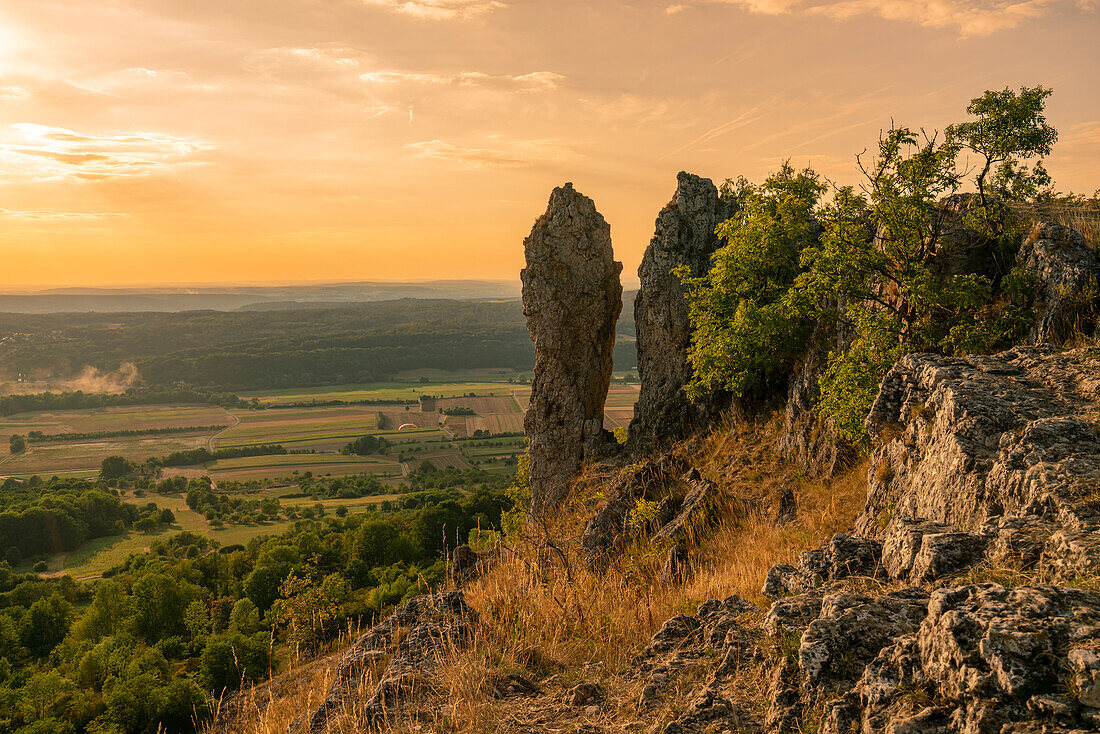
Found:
<box><xmin>0</xmin><ymin>297</ymin><xmax>639</xmax><ymax>393</ymax></box>
<box><xmin>0</xmin><ymin>280</ymin><xmax>522</xmax><ymax>313</ymax></box>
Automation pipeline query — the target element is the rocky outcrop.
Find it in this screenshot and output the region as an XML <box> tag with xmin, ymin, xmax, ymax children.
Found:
<box><xmin>856</xmin><ymin>347</ymin><xmax>1100</xmax><ymax>556</ymax></box>
<box><xmin>775</xmin><ymin>308</ymin><xmax>856</xmax><ymax>477</ymax></box>
<box><xmin>631</xmin><ymin>595</ymin><xmax>762</xmax><ymax>732</ymax></box>
<box><xmin>521</xmin><ymin>183</ymin><xmax>623</xmax><ymax>513</ymax></box>
<box><xmin>630</xmin><ymin>172</ymin><xmax>735</xmax><ymax>449</ymax></box>
<box><xmin>822</xmin><ymin>584</ymin><xmax>1100</xmax><ymax>734</ymax></box>
<box><xmin>1018</xmin><ymin>220</ymin><xmax>1100</xmax><ymax>344</ymax></box>
<box><xmin>290</xmin><ymin>590</ymin><xmax>473</xmax><ymax>732</ymax></box>
<box><xmin>745</xmin><ymin>345</ymin><xmax>1100</xmax><ymax>733</ymax></box>
<box><xmin>580</xmin><ymin>459</ymin><xmax>750</xmax><ymax>571</ymax></box>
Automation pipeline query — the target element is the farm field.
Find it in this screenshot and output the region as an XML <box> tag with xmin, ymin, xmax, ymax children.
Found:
<box><xmin>238</xmin><ymin>381</ymin><xmax>521</xmax><ymax>406</ymax></box>
<box><xmin>0</xmin><ymin>375</ymin><xmax>636</xmax><ymax>482</ymax></box>
<box><xmin>5</xmin><ymin>372</ymin><xmax>635</xmax><ymax>578</ymax></box>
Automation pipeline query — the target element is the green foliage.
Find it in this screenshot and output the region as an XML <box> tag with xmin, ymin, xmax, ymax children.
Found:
<box><xmin>683</xmin><ymin>87</ymin><xmax>1058</xmax><ymax>445</ymax></box>
<box><xmin>9</xmin><ymin>434</ymin><xmax>25</xmax><ymax>454</ymax></box>
<box><xmin>341</xmin><ymin>434</ymin><xmax>390</xmax><ymax>456</ymax></box>
<box><xmin>99</xmin><ymin>455</ymin><xmax>135</xmax><ymax>479</ymax></box>
<box><xmin>502</xmin><ymin>452</ymin><xmax>530</xmax><ymax>539</ymax></box>
<box><xmin>946</xmin><ymin>86</ymin><xmax>1057</xmax><ymax>206</ymax></box>
<box><xmin>0</xmin><ymin>469</ymin><xmax>515</xmax><ymax>733</ymax></box>
<box><xmin>0</xmin><ymin>477</ymin><xmax>137</xmax><ymax>558</ymax></box>
<box><xmin>680</xmin><ymin>163</ymin><xmax>825</xmax><ymax>401</ymax></box>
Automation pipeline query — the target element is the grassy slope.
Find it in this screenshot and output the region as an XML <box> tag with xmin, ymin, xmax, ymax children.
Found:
<box><xmin>212</xmin><ymin>418</ymin><xmax>870</xmax><ymax>734</ymax></box>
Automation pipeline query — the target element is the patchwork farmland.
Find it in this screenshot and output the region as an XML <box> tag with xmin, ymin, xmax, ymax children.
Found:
<box><xmin>1</xmin><ymin>375</ymin><xmax>638</xmax><ymax>483</ymax></box>
<box><xmin>0</xmin><ymin>374</ymin><xmax>638</xmax><ymax>576</ymax></box>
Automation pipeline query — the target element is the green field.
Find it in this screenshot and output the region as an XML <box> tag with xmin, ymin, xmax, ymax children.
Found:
<box><xmin>6</xmin><ymin>373</ymin><xmax>637</xmax><ymax>578</ymax></box>
<box><xmin>238</xmin><ymin>381</ymin><xmax>522</xmax><ymax>405</ymax></box>
<box><xmin>0</xmin><ymin>379</ymin><xmax>637</xmax><ymax>482</ymax></box>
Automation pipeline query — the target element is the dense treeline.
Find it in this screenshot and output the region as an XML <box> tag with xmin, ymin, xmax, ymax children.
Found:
<box><xmin>0</xmin><ymin>478</ymin><xmax>514</xmax><ymax>733</ymax></box>
<box><xmin>25</xmin><ymin>426</ymin><xmax>228</xmax><ymax>443</ymax></box>
<box><xmin>0</xmin><ymin>299</ymin><xmax>638</xmax><ymax>393</ymax></box>
<box><xmin>155</xmin><ymin>444</ymin><xmax>288</xmax><ymax>468</ymax></box>
<box><xmin>297</xmin><ymin>461</ymin><xmax>512</xmax><ymax>500</ymax></box>
<box><xmin>0</xmin><ymin>479</ymin><xmax>138</xmax><ymax>562</ymax></box>
<box><xmin>0</xmin><ymin>388</ymin><xmax>245</xmax><ymax>417</ymax></box>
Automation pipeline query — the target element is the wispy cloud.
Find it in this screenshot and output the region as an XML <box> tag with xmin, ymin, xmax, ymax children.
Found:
<box><xmin>0</xmin><ymin>208</ymin><xmax>128</xmax><ymax>221</ymax></box>
<box><xmin>807</xmin><ymin>0</ymin><xmax>1059</xmax><ymax>36</ymax></box>
<box><xmin>406</xmin><ymin>137</ymin><xmax>572</xmax><ymax>168</ymax></box>
<box><xmin>0</xmin><ymin>123</ymin><xmax>210</xmax><ymax>181</ymax></box>
<box><xmin>360</xmin><ymin>70</ymin><xmax>563</xmax><ymax>91</ymax></box>
<box><xmin>360</xmin><ymin>0</ymin><xmax>506</xmax><ymax>20</ymax></box>
<box><xmin>66</xmin><ymin>67</ymin><xmax>219</xmax><ymax>97</ymax></box>
<box><xmin>677</xmin><ymin>0</ymin><xmax>1088</xmax><ymax>34</ymax></box>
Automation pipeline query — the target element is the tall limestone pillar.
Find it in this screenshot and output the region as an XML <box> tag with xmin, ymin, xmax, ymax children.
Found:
<box><xmin>521</xmin><ymin>183</ymin><xmax>623</xmax><ymax>514</ymax></box>
<box><xmin>629</xmin><ymin>172</ymin><xmax>734</xmax><ymax>449</ymax></box>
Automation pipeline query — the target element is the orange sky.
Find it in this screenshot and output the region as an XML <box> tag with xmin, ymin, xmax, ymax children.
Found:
<box><xmin>0</xmin><ymin>0</ymin><xmax>1097</xmax><ymax>288</ymax></box>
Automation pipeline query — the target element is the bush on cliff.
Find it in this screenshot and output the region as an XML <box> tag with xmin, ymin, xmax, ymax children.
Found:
<box><xmin>682</xmin><ymin>86</ymin><xmax>1058</xmax><ymax>444</ymax></box>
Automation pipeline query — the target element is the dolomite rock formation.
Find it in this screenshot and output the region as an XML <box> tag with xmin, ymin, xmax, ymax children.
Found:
<box><xmin>855</xmin><ymin>346</ymin><xmax>1100</xmax><ymax>550</ymax></box>
<box><xmin>1018</xmin><ymin>220</ymin><xmax>1100</xmax><ymax>344</ymax></box>
<box><xmin>521</xmin><ymin>183</ymin><xmax>623</xmax><ymax>513</ymax></box>
<box><xmin>630</xmin><ymin>172</ymin><xmax>735</xmax><ymax>449</ymax></box>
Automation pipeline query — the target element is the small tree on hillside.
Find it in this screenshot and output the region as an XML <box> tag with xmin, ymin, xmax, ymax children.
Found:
<box><xmin>100</xmin><ymin>455</ymin><xmax>135</xmax><ymax>479</ymax></box>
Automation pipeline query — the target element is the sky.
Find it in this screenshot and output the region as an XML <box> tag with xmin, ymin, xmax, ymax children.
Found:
<box><xmin>0</xmin><ymin>0</ymin><xmax>1097</xmax><ymax>289</ymax></box>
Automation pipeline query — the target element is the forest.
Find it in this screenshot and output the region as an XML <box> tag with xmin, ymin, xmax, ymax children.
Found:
<box><xmin>0</xmin><ymin>299</ymin><xmax>638</xmax><ymax>393</ymax></box>
<box><xmin>0</xmin><ymin>467</ymin><xmax>516</xmax><ymax>733</ymax></box>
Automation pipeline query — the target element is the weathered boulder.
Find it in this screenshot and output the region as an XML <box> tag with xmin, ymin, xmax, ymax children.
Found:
<box><xmin>630</xmin><ymin>172</ymin><xmax>735</xmax><ymax>450</ymax></box>
<box><xmin>1018</xmin><ymin>220</ymin><xmax>1100</xmax><ymax>345</ymax></box>
<box><xmin>798</xmin><ymin>589</ymin><xmax>930</xmax><ymax>693</ymax></box>
<box><xmin>450</xmin><ymin>543</ymin><xmax>491</xmax><ymax>586</ymax></box>
<box><xmin>521</xmin><ymin>183</ymin><xmax>623</xmax><ymax>513</ymax></box>
<box><xmin>856</xmin><ymin>347</ymin><xmax>1100</xmax><ymax>563</ymax></box>
<box><xmin>821</xmin><ymin>584</ymin><xmax>1100</xmax><ymax>734</ymax></box>
<box><xmin>632</xmin><ymin>595</ymin><xmax>761</xmax><ymax>728</ymax></box>
<box><xmin>881</xmin><ymin>519</ymin><xmax>987</xmax><ymax>582</ymax></box>
<box><xmin>290</xmin><ymin>590</ymin><xmax>473</xmax><ymax>732</ymax></box>
<box><xmin>762</xmin><ymin>533</ymin><xmax>884</xmax><ymax>599</ymax></box>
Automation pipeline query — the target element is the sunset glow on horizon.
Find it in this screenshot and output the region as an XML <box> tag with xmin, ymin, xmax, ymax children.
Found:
<box><xmin>1</xmin><ymin>0</ymin><xmax>1097</xmax><ymax>288</ymax></box>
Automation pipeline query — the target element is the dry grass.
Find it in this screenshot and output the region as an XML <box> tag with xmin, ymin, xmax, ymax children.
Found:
<box><xmin>210</xmin><ymin>417</ymin><xmax>870</xmax><ymax>733</ymax></box>
<box><xmin>1014</xmin><ymin>201</ymin><xmax>1100</xmax><ymax>250</ymax></box>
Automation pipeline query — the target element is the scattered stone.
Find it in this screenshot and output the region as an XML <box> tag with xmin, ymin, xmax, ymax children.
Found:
<box><xmin>764</xmin><ymin>587</ymin><xmax>831</xmax><ymax>637</ymax></box>
<box><xmin>657</xmin><ymin>685</ymin><xmax>743</xmax><ymax>734</ymax></box>
<box><xmin>798</xmin><ymin>588</ymin><xmax>929</xmax><ymax>693</ymax></box>
<box><xmin>564</xmin><ymin>682</ymin><xmax>605</xmax><ymax>707</ymax></box>
<box><xmin>630</xmin><ymin>172</ymin><xmax>735</xmax><ymax>450</ymax></box>
<box><xmin>450</xmin><ymin>543</ymin><xmax>488</xmax><ymax>585</ymax></box>
<box><xmin>762</xmin><ymin>533</ymin><xmax>885</xmax><ymax>598</ymax></box>
<box><xmin>522</xmin><ymin>182</ymin><xmax>623</xmax><ymax>513</ymax></box>
<box><xmin>882</xmin><ymin>519</ymin><xmax>986</xmax><ymax>582</ymax></box>
<box><xmin>488</xmin><ymin>673</ymin><xmax>540</xmax><ymax>698</ymax></box>
<box><xmin>651</xmin><ymin>469</ymin><xmax>721</xmax><ymax>543</ymax></box>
